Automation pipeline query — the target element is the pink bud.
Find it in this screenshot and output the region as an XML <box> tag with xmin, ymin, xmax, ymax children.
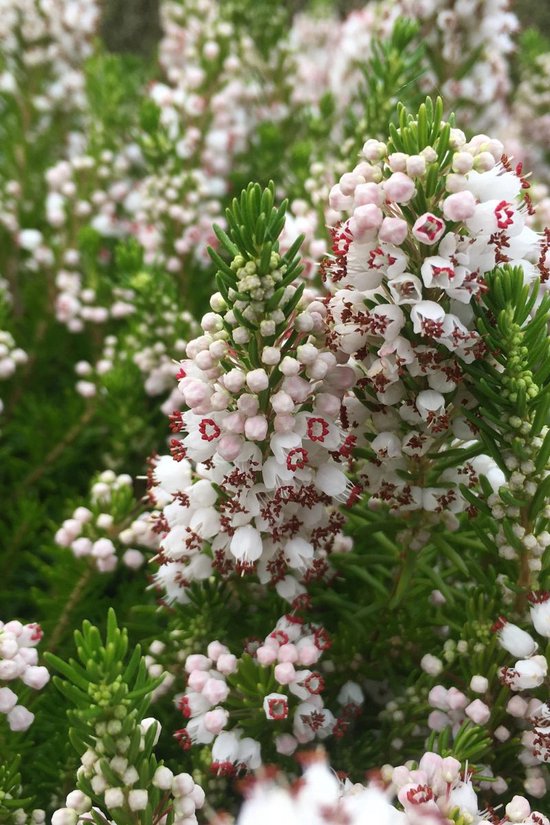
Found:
<box><xmin>180</xmin><ymin>378</ymin><xmax>210</xmax><ymax>409</ymax></box>
<box><xmin>296</xmin><ymin>642</ymin><xmax>320</xmax><ymax>666</ymax></box>
<box><xmin>329</xmin><ymin>184</ymin><xmax>353</xmax><ymax>211</ymax></box>
<box><xmin>494</xmin><ymin>725</ymin><xmax>510</xmax><ymax>741</ymax></box>
<box><xmin>428</xmin><ymin>710</ymin><xmax>449</xmax><ymax>731</ymax></box>
<box><xmin>274</xmin><ymin>414</ymin><xmax>294</xmax><ymax>433</ymax></box>
<box><xmin>351</xmin><ymin>203</ymin><xmax>383</xmax><ymax>234</ymax></box>
<box><xmin>122</xmin><ymin>549</ymin><xmax>145</xmax><ymax>570</ymax></box>
<box><xmin>379</xmin><ymin>217</ymin><xmax>408</xmax><ymax>245</ymax></box>
<box><xmin>354</xmin><ymin>182</ymin><xmax>383</xmax><ymax>206</ymax></box>
<box><xmin>244</xmin><ymin>415</ymin><xmax>268</xmax><ymax>441</ymax></box>
<box><xmin>428</xmin><ymin>685</ymin><xmax>448</xmax><ymax>710</ymax></box>
<box><xmin>443</xmin><ymin>190</ymin><xmax>477</xmax><ymax>221</ymax></box>
<box><xmin>185</xmin><ymin>654</ymin><xmax>212</xmax><ymax>674</ymax></box>
<box><xmin>446</xmin><ymin>687</ymin><xmax>468</xmax><ymax>710</ymax></box>
<box><xmin>218</xmin><ymin>435</ymin><xmax>243</xmax><ymax>461</ymax></box>
<box><xmin>277</xmin><ymin>644</ymin><xmax>298</xmax><ymax>664</ymax></box>
<box><xmin>97</xmin><ymin>556</ymin><xmax>117</xmax><ymax>573</ymax></box>
<box><xmin>275</xmin><ymin>733</ymin><xmax>298</xmax><ymax>755</ymax></box>
<box><xmin>507</xmin><ymin>696</ymin><xmax>528</xmax><ymax>717</ymax></box>
<box><xmin>21</xmin><ymin>666</ymin><xmax>50</xmax><ymax>690</ymax></box>
<box><xmin>172</xmin><ymin>773</ymin><xmax>195</xmax><ymax>797</ymax></box>
<box><xmin>203</xmin><ymin>708</ymin><xmax>229</xmax><ymax>734</ymax></box>
<box><xmin>470</xmin><ymin>675</ymin><xmax>489</xmax><ymax>693</ymax></box>
<box><xmin>91</xmin><ymin>538</ymin><xmax>116</xmax><ymax>560</ymax></box>
<box><xmin>191</xmin><ymin>785</ymin><xmax>205</xmax><ymax>808</ymax></box>
<box><xmin>223</xmin><ymin>368</ymin><xmax>246</xmax><ymax>392</ymax></box>
<box><xmin>216</xmin><ymin>653</ymin><xmax>238</xmax><ymax>675</ymax></box>
<box><xmin>223</xmin><ymin>412</ymin><xmax>245</xmax><ymax>434</ymax></box>
<box><xmin>274</xmin><ymin>662</ymin><xmax>296</xmax><ymax>685</ymax></box>
<box><xmin>54</xmin><ymin>527</ymin><xmax>71</xmax><ymax>547</ymax></box>
<box><xmin>505</xmin><ymin>796</ymin><xmax>531</xmax><ymax>822</ymax></box>
<box><xmin>465</xmin><ymin>699</ymin><xmax>490</xmax><ymax>725</ymax></box>
<box><xmin>188</xmin><ymin>670</ymin><xmax>209</xmax><ymax>691</ymax></box>
<box><xmin>0</xmin><ymin>687</ymin><xmax>18</xmax><ymax>712</ymax></box>
<box><xmin>71</xmin><ymin>537</ymin><xmax>93</xmax><ymax>558</ymax></box>
<box><xmin>207</xmin><ymin>641</ymin><xmax>229</xmax><ymax>662</ymax></box>
<box><xmin>246</xmin><ymin>369</ymin><xmax>269</xmax><ymax>393</ymax></box>
<box><xmin>339</xmin><ymin>172</ymin><xmax>362</xmax><ymax>196</ymax></box>
<box><xmin>7</xmin><ymin>705</ymin><xmax>34</xmax><ymax>731</ymax></box>
<box><xmin>256</xmin><ymin>646</ymin><xmax>277</xmax><ymax>666</ymax></box>
<box><xmin>202</xmin><ymin>677</ymin><xmax>229</xmax><ymax>705</ymax></box>
<box><xmin>383</xmin><ymin>172</ymin><xmax>416</xmax><ymax>203</ymax></box>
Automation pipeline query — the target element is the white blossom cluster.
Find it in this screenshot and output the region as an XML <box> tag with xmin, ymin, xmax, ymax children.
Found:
<box><xmin>0</xmin><ymin>0</ymin><xmax>100</xmax><ymax>113</ymax></box>
<box><xmin>390</xmin><ymin>0</ymin><xmax>518</xmax><ymax>131</ymax></box>
<box><xmin>54</xmin><ymin>471</ymin><xmax>148</xmax><ymax>572</ymax></box>
<box><xmin>0</xmin><ymin>330</ymin><xmax>28</xmax><ymax>415</ymax></box>
<box><xmin>496</xmin><ymin>596</ymin><xmax>550</xmax><ymax>766</ymax></box>
<box><xmin>148</xmin><ymin>264</ymin><xmax>357</xmax><ymax>603</ymax></box>
<box><xmin>51</xmin><ymin>719</ymin><xmax>205</xmax><ymax>825</ymax></box>
<box><xmin>513</xmin><ymin>53</ymin><xmax>550</xmax><ymax>186</ymax></box>
<box><xmin>0</xmin><ymin>620</ymin><xmax>49</xmax><ymax>731</ymax></box>
<box><xmin>324</xmin><ymin>125</ymin><xmax>542</xmax><ymax>531</ymax></box>
<box><xmin>236</xmin><ymin>752</ymin><xmax>549</xmax><ymax>825</ymax></box>
<box><xmin>173</xmin><ymin>613</ymin><xmax>359</xmax><ymax>770</ymax></box>
<box><xmin>288</xmin><ymin>4</ymin><xmax>394</xmax><ymax>112</ymax></box>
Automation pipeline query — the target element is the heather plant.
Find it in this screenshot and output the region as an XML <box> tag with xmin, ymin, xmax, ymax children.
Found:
<box><xmin>1</xmin><ymin>1</ymin><xmax>550</xmax><ymax>823</ymax></box>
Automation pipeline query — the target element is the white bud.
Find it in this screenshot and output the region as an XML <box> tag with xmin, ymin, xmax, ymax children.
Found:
<box><xmin>128</xmin><ymin>790</ymin><xmax>148</xmax><ymax>811</ymax></box>
<box><xmin>153</xmin><ymin>766</ymin><xmax>175</xmax><ymax>790</ymax></box>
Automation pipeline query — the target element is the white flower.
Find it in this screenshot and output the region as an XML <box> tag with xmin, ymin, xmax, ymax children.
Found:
<box><xmin>263</xmin><ymin>693</ymin><xmax>289</xmax><ymax>720</ymax></box>
<box><xmin>285</xmin><ymin>538</ymin><xmax>314</xmax><ymax>571</ymax></box>
<box><xmin>230</xmin><ymin>525</ymin><xmax>263</xmax><ymax>562</ymax></box>
<box><xmin>495</xmin><ymin>618</ymin><xmax>538</xmax><ymax>658</ymax></box>
<box><xmin>529</xmin><ymin>592</ymin><xmax>550</xmax><ymax>637</ymax></box>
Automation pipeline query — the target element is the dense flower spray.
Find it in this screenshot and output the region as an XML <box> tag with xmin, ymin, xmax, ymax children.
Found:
<box><xmin>0</xmin><ymin>619</ymin><xmax>49</xmax><ymax>731</ymax></box>
<box><xmin>390</xmin><ymin>0</ymin><xmax>518</xmax><ymax>131</ymax></box>
<box><xmin>323</xmin><ymin>99</ymin><xmax>542</xmax><ymax>545</ymax></box>
<box><xmin>149</xmin><ymin>183</ymin><xmax>356</xmax><ymax>604</ymax></box>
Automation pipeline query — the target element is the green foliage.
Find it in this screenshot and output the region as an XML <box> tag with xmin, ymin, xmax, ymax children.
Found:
<box><xmin>467</xmin><ymin>267</ymin><xmax>550</xmax><ymax>448</ymax></box>
<box><xmin>85</xmin><ymin>52</ymin><xmax>151</xmax><ymax>151</ymax></box>
<box><xmin>0</xmin><ymin>757</ymin><xmax>34</xmax><ymax>823</ymax></box>
<box><xmin>46</xmin><ymin>610</ymin><xmax>173</xmax><ymax>825</ymax></box>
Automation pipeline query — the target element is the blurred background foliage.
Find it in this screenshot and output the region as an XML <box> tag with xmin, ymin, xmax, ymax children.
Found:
<box><xmin>101</xmin><ymin>0</ymin><xmax>550</xmax><ymax>55</ymax></box>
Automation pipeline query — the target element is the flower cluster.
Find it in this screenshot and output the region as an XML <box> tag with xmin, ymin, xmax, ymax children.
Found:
<box><xmin>391</xmin><ymin>0</ymin><xmax>518</xmax><ymax>131</ymax></box>
<box><xmin>513</xmin><ymin>52</ymin><xmax>550</xmax><ymax>186</ymax></box>
<box><xmin>173</xmin><ymin>612</ymin><xmax>354</xmax><ymax>771</ymax></box>
<box><xmin>0</xmin><ymin>330</ymin><xmax>27</xmax><ymax>414</ymax></box>
<box><xmin>496</xmin><ymin>596</ymin><xmax>550</xmax><ymax>767</ymax></box>
<box><xmin>237</xmin><ymin>756</ymin><xmax>403</xmax><ymax>825</ymax></box>
<box><xmin>54</xmin><ymin>471</ymin><xmax>148</xmax><ymax>571</ymax></box>
<box><xmin>149</xmin><ymin>185</ymin><xmax>356</xmax><ymax>604</ymax></box>
<box><xmin>0</xmin><ymin>0</ymin><xmax>100</xmax><ymax>115</ymax></box>
<box><xmin>131</xmin><ymin>0</ymin><xmax>262</xmax><ymax>271</ymax></box>
<box><xmin>324</xmin><ymin>103</ymin><xmax>541</xmax><ymax>533</ymax></box>
<box><xmin>52</xmin><ymin>719</ymin><xmax>205</xmax><ymax>825</ymax></box>
<box><xmin>237</xmin><ymin>751</ymin><xmax>549</xmax><ymax>825</ymax></box>
<box><xmin>0</xmin><ymin>620</ymin><xmax>49</xmax><ymax>731</ymax></box>
<box><xmin>386</xmin><ymin>751</ymin><xmax>548</xmax><ymax>824</ymax></box>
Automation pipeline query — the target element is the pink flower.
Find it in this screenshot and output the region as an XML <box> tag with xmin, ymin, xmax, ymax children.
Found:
<box><xmin>412</xmin><ymin>213</ymin><xmax>445</xmax><ymax>245</ymax></box>
<box><xmin>263</xmin><ymin>692</ymin><xmax>289</xmax><ymax>720</ymax></box>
